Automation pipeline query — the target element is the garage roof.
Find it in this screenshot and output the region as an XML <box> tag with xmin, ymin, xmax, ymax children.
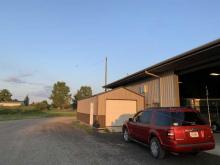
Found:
<box><xmin>79</xmin><ymin>87</ymin><xmax>144</xmax><ymax>101</ymax></box>
<box><xmin>104</xmin><ymin>38</ymin><xmax>220</xmax><ymax>89</ymax></box>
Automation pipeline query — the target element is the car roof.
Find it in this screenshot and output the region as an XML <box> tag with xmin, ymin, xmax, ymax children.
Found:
<box><xmin>142</xmin><ymin>107</ymin><xmax>197</xmax><ymax>112</ymax></box>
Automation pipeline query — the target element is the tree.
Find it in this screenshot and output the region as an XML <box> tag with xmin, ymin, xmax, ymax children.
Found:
<box><xmin>50</xmin><ymin>81</ymin><xmax>71</xmax><ymax>109</ymax></box>
<box><xmin>24</xmin><ymin>95</ymin><xmax>29</xmax><ymax>106</ymax></box>
<box><xmin>0</xmin><ymin>89</ymin><xmax>12</xmax><ymax>102</ymax></box>
<box><xmin>36</xmin><ymin>100</ymin><xmax>50</xmax><ymax>110</ymax></box>
<box><xmin>74</xmin><ymin>86</ymin><xmax>92</xmax><ymax>101</ymax></box>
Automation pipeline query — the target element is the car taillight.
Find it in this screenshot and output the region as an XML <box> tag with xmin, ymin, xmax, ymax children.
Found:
<box><xmin>167</xmin><ymin>129</ymin><xmax>175</xmax><ymax>140</ymax></box>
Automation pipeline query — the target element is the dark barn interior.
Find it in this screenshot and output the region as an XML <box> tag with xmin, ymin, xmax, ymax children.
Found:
<box><xmin>179</xmin><ymin>65</ymin><xmax>220</xmax><ymax>101</ymax></box>
<box><xmin>176</xmin><ymin>44</ymin><xmax>220</xmax><ymax>125</ymax></box>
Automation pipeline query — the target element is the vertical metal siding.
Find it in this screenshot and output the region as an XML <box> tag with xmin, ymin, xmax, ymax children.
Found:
<box><xmin>160</xmin><ymin>73</ymin><xmax>180</xmax><ymax>107</ymax></box>
<box><xmin>77</xmin><ymin>96</ymin><xmax>98</xmax><ymax>115</ymax></box>
<box><xmin>125</xmin><ymin>79</ymin><xmax>160</xmax><ymax>108</ymax></box>
<box><xmin>146</xmin><ymin>79</ymin><xmax>160</xmax><ymax>107</ymax></box>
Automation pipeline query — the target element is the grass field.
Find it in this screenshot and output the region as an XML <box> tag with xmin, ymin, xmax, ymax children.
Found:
<box><xmin>0</xmin><ymin>106</ymin><xmax>76</xmax><ymax>121</ymax></box>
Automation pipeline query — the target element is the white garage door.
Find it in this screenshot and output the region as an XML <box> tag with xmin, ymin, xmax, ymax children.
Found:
<box><xmin>106</xmin><ymin>100</ymin><xmax>137</xmax><ymax>127</ymax></box>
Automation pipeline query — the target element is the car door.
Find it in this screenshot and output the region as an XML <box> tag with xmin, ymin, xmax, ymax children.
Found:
<box><xmin>137</xmin><ymin>111</ymin><xmax>152</xmax><ymax>143</ymax></box>
<box><xmin>128</xmin><ymin>111</ymin><xmax>152</xmax><ymax>142</ymax></box>
<box><xmin>128</xmin><ymin>111</ymin><xmax>143</xmax><ymax>140</ymax></box>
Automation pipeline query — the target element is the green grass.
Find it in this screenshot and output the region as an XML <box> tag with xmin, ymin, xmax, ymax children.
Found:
<box><xmin>0</xmin><ymin>107</ymin><xmax>76</xmax><ymax>121</ymax></box>
<box><xmin>72</xmin><ymin>120</ymin><xmax>93</xmax><ymax>133</ymax></box>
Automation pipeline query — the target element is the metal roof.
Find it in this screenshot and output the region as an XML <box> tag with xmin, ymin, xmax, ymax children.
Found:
<box><xmin>104</xmin><ymin>38</ymin><xmax>220</xmax><ymax>89</ymax></box>
<box><xmin>78</xmin><ymin>87</ymin><xmax>144</xmax><ymax>101</ymax></box>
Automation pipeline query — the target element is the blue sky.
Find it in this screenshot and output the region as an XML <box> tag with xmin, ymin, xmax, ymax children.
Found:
<box><xmin>0</xmin><ymin>0</ymin><xmax>220</xmax><ymax>102</ymax></box>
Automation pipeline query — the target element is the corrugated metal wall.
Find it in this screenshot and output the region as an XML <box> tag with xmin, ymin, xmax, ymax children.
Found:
<box><xmin>125</xmin><ymin>72</ymin><xmax>180</xmax><ymax>108</ymax></box>
<box><xmin>126</xmin><ymin>79</ymin><xmax>160</xmax><ymax>108</ymax></box>
<box><xmin>160</xmin><ymin>73</ymin><xmax>180</xmax><ymax>107</ymax></box>
<box><xmin>77</xmin><ymin>96</ymin><xmax>98</xmax><ymax>115</ymax></box>
<box><xmin>146</xmin><ymin>79</ymin><xmax>160</xmax><ymax>107</ymax></box>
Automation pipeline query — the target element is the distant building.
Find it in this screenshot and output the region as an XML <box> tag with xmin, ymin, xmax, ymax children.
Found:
<box><xmin>0</xmin><ymin>101</ymin><xmax>23</xmax><ymax>107</ymax></box>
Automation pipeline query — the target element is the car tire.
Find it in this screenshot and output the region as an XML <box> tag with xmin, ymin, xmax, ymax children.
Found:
<box><xmin>150</xmin><ymin>137</ymin><xmax>166</xmax><ymax>159</ymax></box>
<box><xmin>212</xmin><ymin>123</ymin><xmax>219</xmax><ymax>132</ymax></box>
<box><xmin>123</xmin><ymin>128</ymin><xmax>130</xmax><ymax>142</ymax></box>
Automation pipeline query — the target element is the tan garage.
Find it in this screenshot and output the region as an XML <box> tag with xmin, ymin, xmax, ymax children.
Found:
<box><xmin>77</xmin><ymin>87</ymin><xmax>144</xmax><ymax>128</ymax></box>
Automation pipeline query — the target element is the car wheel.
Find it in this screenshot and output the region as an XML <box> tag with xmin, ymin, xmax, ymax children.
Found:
<box><xmin>150</xmin><ymin>137</ymin><xmax>166</xmax><ymax>159</ymax></box>
<box><xmin>212</xmin><ymin>123</ymin><xmax>219</xmax><ymax>132</ymax></box>
<box><xmin>123</xmin><ymin>128</ymin><xmax>130</xmax><ymax>142</ymax></box>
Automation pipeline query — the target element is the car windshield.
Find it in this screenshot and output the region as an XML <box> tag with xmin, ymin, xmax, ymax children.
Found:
<box><xmin>155</xmin><ymin>111</ymin><xmax>208</xmax><ymax>126</ymax></box>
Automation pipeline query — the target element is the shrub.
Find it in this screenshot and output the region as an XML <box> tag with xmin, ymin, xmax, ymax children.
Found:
<box><xmin>0</xmin><ymin>105</ymin><xmax>40</xmax><ymax>114</ymax></box>
<box><xmin>35</xmin><ymin>101</ymin><xmax>50</xmax><ymax>111</ymax></box>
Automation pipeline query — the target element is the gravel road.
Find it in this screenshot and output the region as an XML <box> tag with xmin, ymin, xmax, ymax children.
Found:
<box><xmin>0</xmin><ymin>117</ymin><xmax>220</xmax><ymax>165</ymax></box>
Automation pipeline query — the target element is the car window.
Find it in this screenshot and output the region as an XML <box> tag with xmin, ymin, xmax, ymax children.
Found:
<box><xmin>155</xmin><ymin>111</ymin><xmax>207</xmax><ymax>126</ymax></box>
<box><xmin>133</xmin><ymin>112</ymin><xmax>143</xmax><ymax>123</ymax></box>
<box><xmin>171</xmin><ymin>111</ymin><xmax>207</xmax><ymax>126</ymax></box>
<box><xmin>139</xmin><ymin>111</ymin><xmax>152</xmax><ymax>124</ymax></box>
<box><xmin>133</xmin><ymin>111</ymin><xmax>152</xmax><ymax>124</ymax></box>
<box><xmin>155</xmin><ymin>111</ymin><xmax>171</xmax><ymax>126</ymax></box>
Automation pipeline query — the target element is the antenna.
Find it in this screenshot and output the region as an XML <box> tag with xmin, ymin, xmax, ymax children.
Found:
<box><xmin>105</xmin><ymin>57</ymin><xmax>108</xmax><ymax>92</ymax></box>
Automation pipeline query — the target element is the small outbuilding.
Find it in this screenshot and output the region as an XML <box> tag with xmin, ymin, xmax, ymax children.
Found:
<box><xmin>77</xmin><ymin>87</ymin><xmax>144</xmax><ymax>128</ymax></box>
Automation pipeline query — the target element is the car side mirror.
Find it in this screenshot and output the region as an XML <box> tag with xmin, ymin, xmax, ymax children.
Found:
<box><xmin>129</xmin><ymin>118</ymin><xmax>133</xmax><ymax>122</ymax></box>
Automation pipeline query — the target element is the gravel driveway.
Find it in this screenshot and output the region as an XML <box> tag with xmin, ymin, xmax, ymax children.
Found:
<box><xmin>0</xmin><ymin>117</ymin><xmax>220</xmax><ymax>165</ymax></box>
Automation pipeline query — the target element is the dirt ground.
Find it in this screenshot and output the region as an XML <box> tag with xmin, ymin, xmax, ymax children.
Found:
<box><xmin>0</xmin><ymin>117</ymin><xmax>220</xmax><ymax>165</ymax></box>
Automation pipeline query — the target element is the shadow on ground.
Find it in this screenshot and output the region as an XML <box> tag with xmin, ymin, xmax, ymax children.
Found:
<box><xmin>92</xmin><ymin>131</ymin><xmax>220</xmax><ymax>165</ymax></box>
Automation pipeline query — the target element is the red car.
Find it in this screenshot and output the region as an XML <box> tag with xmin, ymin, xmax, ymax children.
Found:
<box><xmin>122</xmin><ymin>108</ymin><xmax>215</xmax><ymax>159</ymax></box>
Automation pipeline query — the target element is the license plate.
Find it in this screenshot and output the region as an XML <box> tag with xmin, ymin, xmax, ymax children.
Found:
<box><xmin>190</xmin><ymin>131</ymin><xmax>199</xmax><ymax>138</ymax></box>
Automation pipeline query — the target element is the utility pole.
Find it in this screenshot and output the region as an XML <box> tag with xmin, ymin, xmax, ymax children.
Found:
<box><xmin>105</xmin><ymin>57</ymin><xmax>108</xmax><ymax>92</ymax></box>
<box><xmin>206</xmin><ymin>85</ymin><xmax>211</xmax><ymax>127</ymax></box>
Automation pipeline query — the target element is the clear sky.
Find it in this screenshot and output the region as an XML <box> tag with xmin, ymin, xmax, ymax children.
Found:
<box><xmin>0</xmin><ymin>0</ymin><xmax>220</xmax><ymax>102</ymax></box>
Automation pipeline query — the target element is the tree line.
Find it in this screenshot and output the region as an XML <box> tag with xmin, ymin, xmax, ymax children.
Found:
<box><xmin>0</xmin><ymin>81</ymin><xmax>92</xmax><ymax>110</ymax></box>
<box><xmin>50</xmin><ymin>81</ymin><xmax>92</xmax><ymax>109</ymax></box>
